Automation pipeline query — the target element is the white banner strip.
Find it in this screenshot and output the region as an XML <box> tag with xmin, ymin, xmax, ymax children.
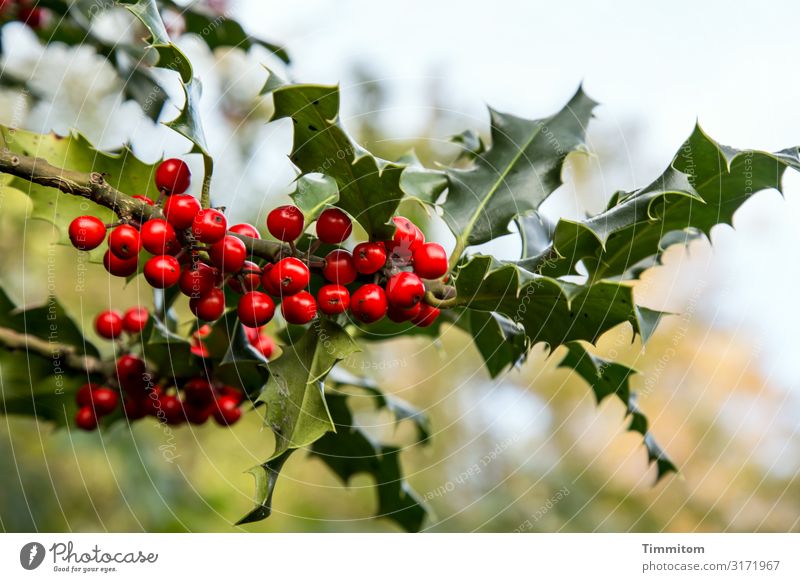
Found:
<box><xmin>1</xmin><ymin>533</ymin><xmax>798</xmax><ymax>581</ymax></box>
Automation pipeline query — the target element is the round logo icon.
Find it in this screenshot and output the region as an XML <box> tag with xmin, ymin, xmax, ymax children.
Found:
<box><xmin>19</xmin><ymin>542</ymin><xmax>46</xmax><ymax>570</ymax></box>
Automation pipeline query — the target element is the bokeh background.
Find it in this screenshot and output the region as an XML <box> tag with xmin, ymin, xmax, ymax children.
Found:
<box><xmin>1</xmin><ymin>0</ymin><xmax>800</xmax><ymax>532</ymax></box>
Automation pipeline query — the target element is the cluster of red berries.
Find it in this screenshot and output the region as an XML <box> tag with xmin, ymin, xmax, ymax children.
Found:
<box><xmin>69</xmin><ymin>157</ymin><xmax>449</xmax><ymax>331</ymax></box>
<box><xmin>0</xmin><ymin>0</ymin><xmax>47</xmax><ymax>29</ymax></box>
<box><xmin>77</xmin><ymin>306</ymin><xmax>255</xmax><ymax>431</ymax></box>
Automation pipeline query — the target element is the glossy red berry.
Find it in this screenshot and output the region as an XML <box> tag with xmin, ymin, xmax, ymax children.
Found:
<box><xmin>190</xmin><ymin>340</ymin><xmax>210</xmax><ymax>359</ymax></box>
<box><xmin>76</xmin><ymin>383</ymin><xmax>102</xmax><ymax>407</ymax></box>
<box><xmin>252</xmin><ymin>333</ymin><xmax>275</xmax><ymax>359</ymax></box>
<box><xmin>141</xmin><ymin>219</ymin><xmax>179</xmax><ymax>255</ymax></box>
<box><xmin>122</xmin><ymin>306</ymin><xmax>149</xmax><ymax>334</ymax></box>
<box><xmin>317</xmin><ymin>284</ymin><xmax>350</xmax><ymax>315</ymax></box>
<box><xmin>350</xmin><ymin>284</ymin><xmax>388</xmax><ymax>323</ymax></box>
<box><xmin>393</xmin><ymin>216</ymin><xmax>424</xmax><ymax>251</ymax></box>
<box><xmin>260</xmin><ymin>263</ymin><xmax>281</xmax><ymax>296</ymax></box>
<box><xmin>229</xmin><ymin>223</ymin><xmax>261</xmax><ymax>239</ymax></box>
<box><xmin>68</xmin><ymin>216</ymin><xmax>106</xmax><ymax>250</ymax></box>
<box><xmin>387</xmin><ymin>302</ymin><xmax>422</xmax><ymax>323</ymax></box>
<box><xmin>237</xmin><ymin>291</ymin><xmax>276</xmax><ymax>328</ymax></box>
<box><xmin>90</xmin><ymin>387</ymin><xmax>119</xmax><ymax>416</ymax></box>
<box><xmin>155</xmin><ymin>158</ymin><xmax>191</xmax><ymax>194</ymax></box>
<box><xmin>95</xmin><ymin>310</ymin><xmax>123</xmax><ymax>339</ymax></box>
<box><xmin>116</xmin><ymin>354</ymin><xmax>147</xmax><ymax>392</ymax></box>
<box><xmin>281</xmin><ymin>291</ymin><xmax>318</xmax><ymax>324</ymax></box>
<box><xmin>267</xmin><ymin>205</ymin><xmax>304</xmax><ymax>242</ymax></box>
<box><xmin>189</xmin><ymin>288</ymin><xmax>226</xmax><ymax>321</ymax></box>
<box><xmin>413</xmin><ymin>242</ymin><xmax>448</xmax><ymax>279</ymax></box>
<box><xmin>75</xmin><ymin>406</ymin><xmax>98</xmax><ymax>431</ymax></box>
<box><xmin>182</xmin><ymin>377</ymin><xmax>215</xmax><ymax>407</ymax></box>
<box><xmin>269</xmin><ymin>257</ymin><xmax>310</xmax><ymax>296</ymax></box>
<box><xmin>19</xmin><ymin>6</ymin><xmax>46</xmax><ymax>29</ymax></box>
<box><xmin>122</xmin><ymin>396</ymin><xmax>146</xmax><ymax>420</ymax></box>
<box><xmin>144</xmin><ymin>255</ymin><xmax>181</xmax><ymax>288</ymax></box>
<box><xmin>218</xmin><ymin>385</ymin><xmax>245</xmax><ymax>404</ymax></box>
<box><xmin>103</xmin><ymin>250</ymin><xmax>138</xmax><ymax>277</ymax></box>
<box><xmin>322</xmin><ymin>249</ymin><xmax>357</xmax><ymax>284</ymax></box>
<box><xmin>316</xmin><ymin>208</ymin><xmax>352</xmax><ymax>243</ymax></box>
<box><xmin>353</xmin><ymin>242</ymin><xmax>387</xmax><ymax>275</ymax></box>
<box><xmin>192</xmin><ymin>208</ymin><xmax>227</xmax><ymax>243</ymax></box>
<box><xmin>183</xmin><ymin>400</ymin><xmax>212</xmax><ymax>425</ymax></box>
<box><xmin>108</xmin><ymin>224</ymin><xmax>142</xmax><ymax>259</ymax></box>
<box><xmin>212</xmin><ymin>395</ymin><xmax>242</xmax><ymax>426</ymax></box>
<box><xmin>163</xmin><ymin>194</ymin><xmax>201</xmax><ymax>229</ymax></box>
<box><xmin>208</xmin><ymin>235</ymin><xmax>246</xmax><ymax>273</ymax></box>
<box><xmin>229</xmin><ymin>261</ymin><xmax>261</xmax><ymax>294</ymax></box>
<box><xmin>133</xmin><ymin>194</ymin><xmax>154</xmax><ymax>206</ymax></box>
<box><xmin>386</xmin><ymin>272</ymin><xmax>425</xmax><ymax>308</ymax></box>
<box><xmin>412</xmin><ymin>302</ymin><xmax>440</xmax><ymax>328</ymax></box>
<box><xmin>179</xmin><ymin>263</ymin><xmax>217</xmax><ymax>298</ymax></box>
<box><xmin>160</xmin><ymin>394</ymin><xmax>184</xmax><ymax>425</ymax></box>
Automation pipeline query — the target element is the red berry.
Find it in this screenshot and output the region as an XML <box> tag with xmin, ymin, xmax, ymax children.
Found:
<box><xmin>317</xmin><ymin>284</ymin><xmax>350</xmax><ymax>315</ymax></box>
<box><xmin>68</xmin><ymin>216</ymin><xmax>106</xmax><ymax>250</ymax></box>
<box><xmin>75</xmin><ymin>406</ymin><xmax>98</xmax><ymax>431</ymax></box>
<box><xmin>252</xmin><ymin>333</ymin><xmax>275</xmax><ymax>359</ymax></box>
<box><xmin>163</xmin><ymin>194</ymin><xmax>201</xmax><ymax>229</ymax></box>
<box><xmin>103</xmin><ymin>250</ymin><xmax>138</xmax><ymax>277</ymax></box>
<box><xmin>316</xmin><ymin>208</ymin><xmax>352</xmax><ymax>243</ymax></box>
<box><xmin>208</xmin><ymin>235</ymin><xmax>246</xmax><ymax>273</ymax></box>
<box><xmin>179</xmin><ymin>263</ymin><xmax>217</xmax><ymax>298</ymax></box>
<box><xmin>116</xmin><ymin>354</ymin><xmax>147</xmax><ymax>392</ymax></box>
<box><xmin>194</xmin><ymin>324</ymin><xmax>212</xmax><ymax>339</ymax></box>
<box><xmin>212</xmin><ymin>395</ymin><xmax>242</xmax><ymax>426</ymax></box>
<box><xmin>144</xmin><ymin>255</ymin><xmax>181</xmax><ymax>288</ymax></box>
<box><xmin>269</xmin><ymin>257</ymin><xmax>310</xmax><ymax>295</ymax></box>
<box><xmin>281</xmin><ymin>291</ymin><xmax>318</xmax><ymax>324</ymax></box>
<box><xmin>122</xmin><ymin>396</ymin><xmax>146</xmax><ymax>420</ymax></box>
<box><xmin>191</xmin><ymin>340</ymin><xmax>210</xmax><ymax>358</ymax></box>
<box><xmin>133</xmin><ymin>194</ymin><xmax>154</xmax><ymax>206</ymax></box>
<box><xmin>350</xmin><ymin>284</ymin><xmax>388</xmax><ymax>323</ymax></box>
<box><xmin>140</xmin><ymin>386</ymin><xmax>164</xmax><ymax>416</ymax></box>
<box><xmin>267</xmin><ymin>205</ymin><xmax>304</xmax><ymax>242</ymax></box>
<box><xmin>183</xmin><ymin>400</ymin><xmax>212</xmax><ymax>425</ymax></box>
<box><xmin>189</xmin><ymin>288</ymin><xmax>226</xmax><ymax>321</ymax></box>
<box><xmin>412</xmin><ymin>302</ymin><xmax>440</xmax><ymax>328</ymax></box>
<box><xmin>19</xmin><ymin>6</ymin><xmax>46</xmax><ymax>29</ymax></box>
<box><xmin>229</xmin><ymin>223</ymin><xmax>261</xmax><ymax>239</ymax></box>
<box><xmin>386</xmin><ymin>272</ymin><xmax>425</xmax><ymax>308</ymax></box>
<box><xmin>95</xmin><ymin>310</ymin><xmax>123</xmax><ymax>339</ymax></box>
<box><xmin>387</xmin><ymin>302</ymin><xmax>422</xmax><ymax>323</ymax></box>
<box><xmin>76</xmin><ymin>383</ymin><xmax>102</xmax><ymax>407</ymax></box>
<box><xmin>141</xmin><ymin>219</ymin><xmax>180</xmax><ymax>255</ymax></box>
<box><xmin>155</xmin><ymin>158</ymin><xmax>191</xmax><ymax>194</ymax></box>
<box><xmin>108</xmin><ymin>224</ymin><xmax>142</xmax><ymax>259</ymax></box>
<box><xmin>237</xmin><ymin>291</ymin><xmax>275</xmax><ymax>328</ymax></box>
<box><xmin>218</xmin><ymin>385</ymin><xmax>245</xmax><ymax>404</ymax></box>
<box><xmin>413</xmin><ymin>242</ymin><xmax>448</xmax><ymax>279</ymax></box>
<box><xmin>393</xmin><ymin>216</ymin><xmax>424</xmax><ymax>251</ymax></box>
<box><xmin>228</xmin><ymin>261</ymin><xmax>261</xmax><ymax>293</ymax></box>
<box><xmin>160</xmin><ymin>394</ymin><xmax>184</xmax><ymax>425</ymax></box>
<box><xmin>122</xmin><ymin>306</ymin><xmax>149</xmax><ymax>334</ymax></box>
<box><xmin>182</xmin><ymin>377</ymin><xmax>215</xmax><ymax>407</ymax></box>
<box><xmin>90</xmin><ymin>387</ymin><xmax>119</xmax><ymax>416</ymax></box>
<box><xmin>260</xmin><ymin>263</ymin><xmax>282</xmax><ymax>296</ymax></box>
<box><xmin>192</xmin><ymin>208</ymin><xmax>227</xmax><ymax>243</ymax></box>
<box><xmin>322</xmin><ymin>249</ymin><xmax>357</xmax><ymax>284</ymax></box>
<box><xmin>353</xmin><ymin>242</ymin><xmax>387</xmax><ymax>274</ymax></box>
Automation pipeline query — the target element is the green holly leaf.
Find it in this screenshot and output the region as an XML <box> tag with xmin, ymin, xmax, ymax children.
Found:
<box><xmin>236</xmin><ymin>449</ymin><xmax>294</xmax><ymax>525</ymax></box>
<box><xmin>527</xmin><ymin>125</ymin><xmax>800</xmax><ymax>282</ymax></box>
<box><xmin>290</xmin><ymin>174</ymin><xmax>339</xmax><ymax>226</ymax></box>
<box><xmin>0</xmin><ymin>125</ymin><xmax>160</xmax><ymax>262</ymax></box>
<box><xmin>120</xmin><ymin>0</ymin><xmax>214</xmax><ymax>203</ymax></box>
<box><xmin>559</xmin><ymin>342</ymin><xmax>677</xmax><ymax>481</ymax></box>
<box><xmin>465</xmin><ymin>310</ymin><xmax>529</xmax><ymax>378</ymax></box>
<box><xmin>310</xmin><ymin>393</ymin><xmax>429</xmax><ymax>532</ymax></box>
<box><xmin>328</xmin><ymin>368</ymin><xmax>430</xmax><ymax>443</ymax></box>
<box><xmin>271</xmin><ymin>84</ymin><xmax>405</xmax><ymax>239</ymax></box>
<box><xmin>454</xmin><ymin>256</ymin><xmax>643</xmax><ymax>349</ymax></box>
<box><xmin>397</xmin><ymin>151</ymin><xmax>447</xmax><ymax>206</ymax></box>
<box><xmin>450</xmin><ymin>128</ymin><xmax>486</xmax><ymax>162</ymax></box>
<box><xmin>443</xmin><ymin>88</ymin><xmax>596</xmax><ymax>253</ymax></box>
<box><xmin>517</xmin><ymin>212</ymin><xmax>555</xmax><ymax>260</ymax></box>
<box><xmin>259</xmin><ymin>320</ymin><xmax>359</xmax><ymax>459</ymax></box>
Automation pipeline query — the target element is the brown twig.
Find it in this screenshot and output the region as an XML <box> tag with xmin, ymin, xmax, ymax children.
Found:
<box><xmin>0</xmin><ymin>327</ymin><xmax>106</xmax><ymax>375</ymax></box>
